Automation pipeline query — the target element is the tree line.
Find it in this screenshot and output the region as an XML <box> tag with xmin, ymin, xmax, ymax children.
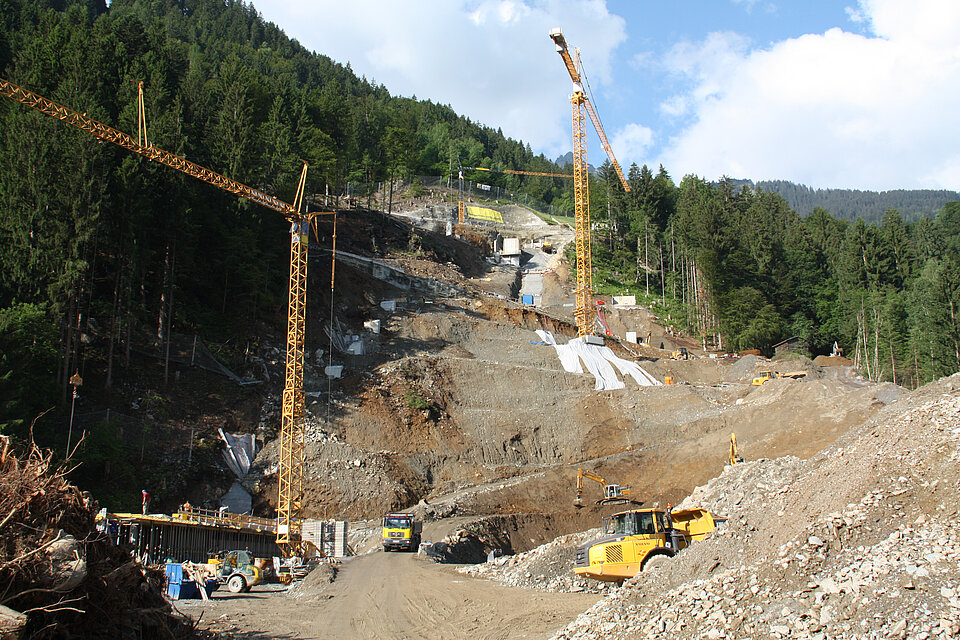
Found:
<box><xmin>748</xmin><ymin>179</ymin><xmax>958</xmax><ymax>224</ymax></box>
<box><xmin>1</xmin><ymin>0</ymin><xmax>958</xmax><ymax>439</ymax></box>
<box><xmin>587</xmin><ymin>162</ymin><xmax>960</xmax><ymax>388</ymax></box>
<box><xmin>0</xmin><ymin>0</ymin><xmax>572</xmax><ymax>436</ymax></box>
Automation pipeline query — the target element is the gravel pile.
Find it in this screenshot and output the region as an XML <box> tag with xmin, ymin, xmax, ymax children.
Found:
<box><xmin>459</xmin><ymin>529</ymin><xmax>614</xmax><ymax>593</ymax></box>
<box><xmin>550</xmin><ymin>373</ymin><xmax>960</xmax><ymax>639</ymax></box>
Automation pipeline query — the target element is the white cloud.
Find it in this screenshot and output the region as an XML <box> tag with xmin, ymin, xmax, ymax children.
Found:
<box><xmin>611</xmin><ymin>123</ymin><xmax>654</xmax><ymax>165</ymax></box>
<box><xmin>250</xmin><ymin>0</ymin><xmax>626</xmax><ymax>162</ymax></box>
<box><xmin>658</xmin><ymin>0</ymin><xmax>960</xmax><ymax>189</ymax></box>
<box><xmin>731</xmin><ymin>0</ymin><xmax>776</xmax><ymax>15</ymax></box>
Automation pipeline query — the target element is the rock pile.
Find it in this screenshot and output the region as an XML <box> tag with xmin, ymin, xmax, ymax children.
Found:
<box><xmin>550</xmin><ymin>374</ymin><xmax>960</xmax><ymax>639</ymax></box>
<box><xmin>459</xmin><ymin>529</ymin><xmax>613</xmax><ymax>593</ymax></box>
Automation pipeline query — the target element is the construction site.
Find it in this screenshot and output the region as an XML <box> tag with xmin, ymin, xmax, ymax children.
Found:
<box><xmin>2</xmin><ymin>15</ymin><xmax>960</xmax><ymax>640</ymax></box>
<box><xmin>5</xmin><ymin>170</ymin><xmax>959</xmax><ymax>637</ymax></box>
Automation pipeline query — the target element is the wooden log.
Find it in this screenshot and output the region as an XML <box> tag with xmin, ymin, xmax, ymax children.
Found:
<box><xmin>0</xmin><ymin>604</ymin><xmax>26</xmax><ymax>640</ymax></box>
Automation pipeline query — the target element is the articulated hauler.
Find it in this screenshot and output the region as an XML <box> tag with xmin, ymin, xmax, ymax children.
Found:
<box><xmin>574</xmin><ymin>507</ymin><xmax>718</xmax><ymax>583</ymax></box>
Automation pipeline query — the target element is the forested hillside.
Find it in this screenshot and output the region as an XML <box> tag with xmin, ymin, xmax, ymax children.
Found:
<box><xmin>1</xmin><ymin>0</ymin><xmax>959</xmax><ymax>446</ymax></box>
<box><xmin>584</xmin><ymin>162</ymin><xmax>960</xmax><ymax>389</ymax></box>
<box><xmin>0</xmin><ymin>0</ymin><xmax>570</xmax><ymax>436</ymax></box>
<box><xmin>741</xmin><ymin>179</ymin><xmax>958</xmax><ymax>223</ymax></box>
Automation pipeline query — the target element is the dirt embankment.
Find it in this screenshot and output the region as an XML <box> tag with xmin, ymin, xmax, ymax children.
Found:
<box><xmin>241</xmin><ymin>202</ymin><xmax>902</xmax><ymax>560</ymax></box>
<box><xmin>464</xmin><ymin>374</ymin><xmax>960</xmax><ymax>640</ymax></box>
<box><xmin>178</xmin><ymin>552</ymin><xmax>599</xmax><ymax>640</ymax></box>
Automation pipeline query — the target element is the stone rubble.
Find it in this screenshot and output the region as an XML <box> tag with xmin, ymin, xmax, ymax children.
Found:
<box><xmin>459</xmin><ymin>529</ymin><xmax>613</xmax><ymax>594</ymax></box>
<box><xmin>464</xmin><ymin>374</ymin><xmax>960</xmax><ymax>640</ymax></box>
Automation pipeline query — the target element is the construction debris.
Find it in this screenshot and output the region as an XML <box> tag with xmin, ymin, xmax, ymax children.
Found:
<box><xmin>549</xmin><ymin>373</ymin><xmax>960</xmax><ymax>639</ymax></box>
<box><xmin>0</xmin><ymin>438</ymin><xmax>196</xmax><ymax>639</ymax></box>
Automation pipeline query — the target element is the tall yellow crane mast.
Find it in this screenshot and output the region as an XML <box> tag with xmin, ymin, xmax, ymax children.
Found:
<box><xmin>0</xmin><ymin>77</ymin><xmax>326</xmax><ymax>556</ymax></box>
<box><xmin>548</xmin><ymin>28</ymin><xmax>631</xmax><ymax>337</ymax></box>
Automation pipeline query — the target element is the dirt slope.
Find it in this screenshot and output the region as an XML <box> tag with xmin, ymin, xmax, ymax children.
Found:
<box><xmin>239</xmin><ymin>202</ymin><xmax>906</xmax><ymax>557</ymax></box>
<box><xmin>463</xmin><ymin>374</ymin><xmax>960</xmax><ymax>640</ymax></box>
<box><xmin>178</xmin><ymin>552</ymin><xmax>598</xmax><ymax>640</ymax></box>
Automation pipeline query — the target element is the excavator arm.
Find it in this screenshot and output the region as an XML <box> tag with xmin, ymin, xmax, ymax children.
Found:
<box><xmin>575</xmin><ymin>468</ymin><xmax>606</xmax><ymax>507</ymax></box>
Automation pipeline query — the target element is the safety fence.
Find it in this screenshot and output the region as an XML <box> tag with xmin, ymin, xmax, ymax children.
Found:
<box><xmin>316</xmin><ymin>174</ymin><xmax>574</xmax><ymax>222</ymax></box>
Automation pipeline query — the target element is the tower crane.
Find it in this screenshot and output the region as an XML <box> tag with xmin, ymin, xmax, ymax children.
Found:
<box><xmin>548</xmin><ymin>28</ymin><xmax>631</xmax><ymax>337</ymax></box>
<box><xmin>462</xmin><ymin>165</ymin><xmax>573</xmax><ymax>179</ymax></box>
<box><xmin>0</xmin><ymin>77</ymin><xmax>325</xmax><ymax>556</ymax></box>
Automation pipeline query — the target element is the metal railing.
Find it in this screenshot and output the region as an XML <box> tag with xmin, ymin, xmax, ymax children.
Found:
<box><xmin>173</xmin><ymin>507</ymin><xmax>277</xmax><ymax>533</ymax></box>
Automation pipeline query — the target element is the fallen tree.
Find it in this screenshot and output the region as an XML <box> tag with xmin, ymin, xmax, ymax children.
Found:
<box><xmin>0</xmin><ymin>435</ymin><xmax>199</xmax><ymax>639</ymax></box>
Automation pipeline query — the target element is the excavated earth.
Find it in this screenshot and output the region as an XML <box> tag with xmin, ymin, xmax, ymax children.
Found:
<box><xmin>182</xmin><ymin>200</ymin><xmax>956</xmax><ymax>639</ymax></box>
<box><xmin>466</xmin><ymin>373</ymin><xmax>960</xmax><ymax>640</ymax></box>
<box><xmin>242</xmin><ymin>204</ymin><xmax>907</xmax><ymax>553</ymax></box>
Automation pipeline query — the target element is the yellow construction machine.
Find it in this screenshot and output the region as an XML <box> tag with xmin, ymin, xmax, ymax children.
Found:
<box><xmin>207</xmin><ymin>549</ymin><xmax>263</xmax><ymax>593</ymax></box>
<box><xmin>751</xmin><ymin>368</ymin><xmax>807</xmax><ymax>385</ymax></box>
<box><xmin>573</xmin><ymin>507</ymin><xmax>718</xmax><ymax>582</ymax></box>
<box><xmin>671</xmin><ymin>348</ymin><xmax>690</xmax><ymax>360</ymax></box>
<box><xmin>381</xmin><ymin>513</ymin><xmax>421</xmax><ymax>552</ymax></box>
<box><xmin>575</xmin><ymin>468</ymin><xmax>635</xmax><ymax>507</ymax></box>
<box><xmin>729</xmin><ymin>433</ymin><xmax>743</xmax><ymax>465</ymax></box>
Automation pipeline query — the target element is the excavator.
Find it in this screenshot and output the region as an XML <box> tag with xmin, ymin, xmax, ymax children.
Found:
<box><xmin>574</xmin><ymin>468</ymin><xmax>637</xmax><ymax>507</ymax></box>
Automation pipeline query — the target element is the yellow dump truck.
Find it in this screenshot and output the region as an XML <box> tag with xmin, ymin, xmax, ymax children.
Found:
<box><xmin>573</xmin><ymin>507</ymin><xmax>717</xmax><ymax>582</ymax></box>
<box><xmin>752</xmin><ymin>370</ymin><xmax>808</xmax><ymax>385</ymax></box>
<box><xmin>381</xmin><ymin>513</ymin><xmax>421</xmax><ymax>552</ymax></box>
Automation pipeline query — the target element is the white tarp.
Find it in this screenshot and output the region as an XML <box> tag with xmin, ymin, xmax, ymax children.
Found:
<box><xmin>536</xmin><ymin>330</ymin><xmax>662</xmax><ymax>391</ymax></box>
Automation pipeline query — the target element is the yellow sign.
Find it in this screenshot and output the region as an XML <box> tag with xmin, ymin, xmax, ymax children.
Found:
<box><xmin>466</xmin><ymin>206</ymin><xmax>503</xmax><ymax>223</ymax></box>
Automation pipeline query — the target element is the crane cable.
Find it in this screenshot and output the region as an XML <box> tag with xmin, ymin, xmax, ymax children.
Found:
<box><xmin>579</xmin><ymin>60</ymin><xmax>613</xmax><ymax>167</ymax></box>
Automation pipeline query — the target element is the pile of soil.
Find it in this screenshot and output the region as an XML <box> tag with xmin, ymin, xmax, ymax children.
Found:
<box><xmin>0</xmin><ymin>438</ymin><xmax>197</xmax><ymax>639</ymax></box>
<box><xmin>286</xmin><ymin>562</ymin><xmax>338</xmax><ymax>601</ymax></box>
<box><xmin>459</xmin><ymin>528</ymin><xmax>612</xmax><ymax>593</ymax></box>
<box><xmin>548</xmin><ymin>373</ymin><xmax>960</xmax><ymax>639</ymax></box>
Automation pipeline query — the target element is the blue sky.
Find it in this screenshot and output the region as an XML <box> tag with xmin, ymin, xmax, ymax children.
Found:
<box><xmin>249</xmin><ymin>0</ymin><xmax>960</xmax><ymax>191</ymax></box>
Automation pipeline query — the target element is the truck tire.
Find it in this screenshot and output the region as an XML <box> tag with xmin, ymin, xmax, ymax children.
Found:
<box><xmin>227</xmin><ymin>574</ymin><xmax>247</xmax><ymax>594</ymax></box>
<box><xmin>641</xmin><ymin>551</ymin><xmax>674</xmax><ymax>572</ymax></box>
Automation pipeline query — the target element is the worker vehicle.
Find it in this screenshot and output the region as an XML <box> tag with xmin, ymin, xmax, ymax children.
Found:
<box><xmin>671</xmin><ymin>348</ymin><xmax>690</xmax><ymax>360</ymax></box>
<box><xmin>752</xmin><ymin>369</ymin><xmax>807</xmax><ymax>385</ymax></box>
<box><xmin>574</xmin><ymin>468</ymin><xmax>635</xmax><ymax>507</ymax></box>
<box><xmin>574</xmin><ymin>507</ymin><xmax>718</xmax><ymax>583</ymax></box>
<box><xmin>208</xmin><ymin>550</ymin><xmax>263</xmax><ymax>593</ymax></box>
<box><xmin>381</xmin><ymin>513</ymin><xmax>421</xmax><ymax>552</ymax></box>
<box><xmin>729</xmin><ymin>433</ymin><xmax>744</xmax><ymax>466</ymax></box>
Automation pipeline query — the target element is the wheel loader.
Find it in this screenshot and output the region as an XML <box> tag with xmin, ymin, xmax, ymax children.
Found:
<box><xmin>208</xmin><ymin>549</ymin><xmax>263</xmax><ymax>593</ymax></box>
<box><xmin>573</xmin><ymin>507</ymin><xmax>718</xmax><ymax>583</ymax></box>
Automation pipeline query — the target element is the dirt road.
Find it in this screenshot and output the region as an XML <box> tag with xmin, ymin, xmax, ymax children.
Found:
<box><xmin>177</xmin><ymin>552</ymin><xmax>598</xmax><ymax>639</ymax></box>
